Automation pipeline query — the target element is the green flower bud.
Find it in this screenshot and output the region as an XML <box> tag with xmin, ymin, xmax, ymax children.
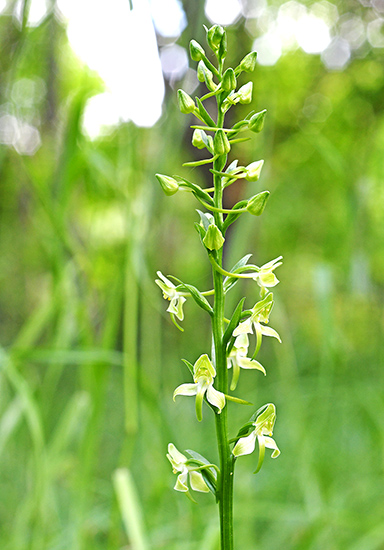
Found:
<box><xmin>246</xmin><ymin>191</ymin><xmax>270</xmax><ymax>216</ymax></box>
<box><xmin>177</xmin><ymin>89</ymin><xmax>195</xmax><ymax>114</ymax></box>
<box><xmin>192</xmin><ymin>129</ymin><xmax>208</xmax><ymax>149</ymax></box>
<box><xmin>239</xmin><ymin>51</ymin><xmax>257</xmax><ymax>72</ymax></box>
<box><xmin>249</xmin><ymin>110</ymin><xmax>267</xmax><ymax>133</ymax></box>
<box><xmin>222</xmin><ymin>68</ymin><xmax>237</xmax><ymax>92</ymax></box>
<box><xmin>156</xmin><ymin>174</ymin><xmax>179</xmax><ymax>196</ymax></box>
<box><xmin>189</xmin><ymin>39</ymin><xmax>205</xmax><ymax>61</ymax></box>
<box><xmin>197</xmin><ymin>61</ymin><xmax>215</xmax><ymax>91</ymax></box>
<box><xmin>213</xmin><ymin>129</ymin><xmax>231</xmax><ymax>156</ymax></box>
<box><xmin>245</xmin><ymin>160</ymin><xmax>264</xmax><ymax>181</ymax></box>
<box><xmin>238</xmin><ymin>82</ymin><xmax>253</xmax><ymax>104</ymax></box>
<box><xmin>207</xmin><ymin>25</ymin><xmax>225</xmax><ymax>51</ymax></box>
<box><xmin>203</xmin><ymin>224</ymin><xmax>225</xmax><ymax>250</ymax></box>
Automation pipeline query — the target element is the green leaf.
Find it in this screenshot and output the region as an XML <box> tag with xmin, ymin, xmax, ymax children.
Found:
<box><xmin>196</xmin><ymin>210</ymin><xmax>213</xmax><ymax>231</ymax></box>
<box><xmin>195</xmin><ymin>97</ymin><xmax>216</xmax><ymax>127</ymax></box>
<box><xmin>222</xmin><ymin>200</ymin><xmax>248</xmax><ymax>232</ymax></box>
<box><xmin>224</xmin><ymin>394</ymin><xmax>253</xmax><ymax>406</ymax></box>
<box><xmin>223</xmin><ymin>254</ymin><xmax>252</xmax><ymax>293</ymax></box>
<box><xmin>186</xmin><ymin>450</ymin><xmax>218</xmax><ymax>495</ymax></box>
<box><xmin>179</xmin><ymin>177</ymin><xmax>214</xmax><ymax>206</ymax></box>
<box><xmin>175</xmin><ymin>281</ymin><xmax>213</xmax><ymax>315</ymax></box>
<box><xmin>194</xmin><ymin>222</ymin><xmax>206</xmax><ymax>241</ymax></box>
<box><xmin>182</xmin><ymin>359</ymin><xmax>194</xmax><ymax>376</ymax></box>
<box><xmin>223</xmin><ymin>297</ymin><xmax>245</xmax><ymax>347</ymax></box>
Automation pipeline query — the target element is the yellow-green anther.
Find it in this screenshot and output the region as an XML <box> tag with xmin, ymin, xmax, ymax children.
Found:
<box><xmin>238</xmin><ymin>82</ymin><xmax>253</xmax><ymax>104</ymax></box>
<box><xmin>192</xmin><ymin>129</ymin><xmax>207</xmax><ymax>150</ymax></box>
<box><xmin>222</xmin><ymin>68</ymin><xmax>237</xmax><ymax>92</ymax></box>
<box><xmin>177</xmin><ymin>89</ymin><xmax>196</xmax><ymax>114</ymax></box>
<box><xmin>246</xmin><ymin>191</ymin><xmax>270</xmax><ymax>216</ymax></box>
<box><xmin>207</xmin><ymin>24</ymin><xmax>225</xmax><ymax>51</ymax></box>
<box><xmin>249</xmin><ymin>110</ymin><xmax>267</xmax><ymax>133</ymax></box>
<box><xmin>203</xmin><ymin>224</ymin><xmax>225</xmax><ymax>250</ymax></box>
<box><xmin>245</xmin><ymin>160</ymin><xmax>264</xmax><ymax>181</ymax></box>
<box><xmin>156</xmin><ymin>173</ymin><xmax>179</xmax><ymax>196</ymax></box>
<box><xmin>213</xmin><ymin>129</ymin><xmax>231</xmax><ymax>156</ymax></box>
<box><xmin>239</xmin><ymin>51</ymin><xmax>257</xmax><ymax>72</ymax></box>
<box><xmin>189</xmin><ymin>39</ymin><xmax>205</xmax><ymax>61</ymax></box>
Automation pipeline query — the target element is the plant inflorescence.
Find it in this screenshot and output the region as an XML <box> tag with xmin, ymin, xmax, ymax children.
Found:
<box><xmin>155</xmin><ymin>24</ymin><xmax>282</xmax><ymax>550</ymax></box>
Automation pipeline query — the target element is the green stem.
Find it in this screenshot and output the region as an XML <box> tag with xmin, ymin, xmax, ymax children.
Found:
<box><xmin>211</xmin><ymin>97</ymin><xmax>234</xmax><ymax>550</ymax></box>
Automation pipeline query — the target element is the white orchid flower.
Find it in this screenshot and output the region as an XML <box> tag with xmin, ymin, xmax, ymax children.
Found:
<box><xmin>166</xmin><ymin>443</ymin><xmax>210</xmax><ymax>493</ymax></box>
<box><xmin>173</xmin><ymin>354</ymin><xmax>225</xmax><ymax>421</ymax></box>
<box><xmin>232</xmin><ymin>403</ymin><xmax>280</xmax><ymax>472</ymax></box>
<box><xmin>155</xmin><ymin>271</ymin><xmax>186</xmax><ymax>321</ymax></box>
<box><xmin>227</xmin><ymin>332</ymin><xmax>266</xmax><ymax>390</ymax></box>
<box><xmin>233</xmin><ymin>293</ymin><xmax>281</xmax><ymax>357</ymax></box>
<box><xmin>252</xmin><ymin>256</ymin><xmax>283</xmax><ymax>294</ymax></box>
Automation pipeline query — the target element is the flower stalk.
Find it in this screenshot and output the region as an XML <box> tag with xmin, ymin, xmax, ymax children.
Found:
<box><xmin>157</xmin><ymin>25</ymin><xmax>282</xmax><ymax>550</ymax></box>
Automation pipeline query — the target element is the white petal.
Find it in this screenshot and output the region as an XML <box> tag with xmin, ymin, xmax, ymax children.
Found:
<box><xmin>174</xmin><ymin>471</ymin><xmax>189</xmax><ymax>492</ymax></box>
<box><xmin>232</xmin><ymin>431</ymin><xmax>257</xmax><ymax>457</ymax></box>
<box><xmin>238</xmin><ymin>356</ymin><xmax>266</xmax><ymax>374</ymax></box>
<box><xmin>189</xmin><ymin>471</ymin><xmax>210</xmax><ymax>493</ymax></box>
<box><xmin>167</xmin><ymin>443</ymin><xmax>187</xmax><ymax>468</ymax></box>
<box><xmin>233</xmin><ymin>318</ymin><xmax>253</xmax><ymax>337</ymax></box>
<box><xmin>263</xmin><ymin>436</ymin><xmax>280</xmax><ymax>458</ymax></box>
<box><xmin>173</xmin><ymin>383</ymin><xmax>198</xmax><ymax>400</ymax></box>
<box><xmin>167</xmin><ymin>295</ymin><xmax>186</xmax><ymax>321</ymax></box>
<box><xmin>260</xmin><ymin>256</ymin><xmax>283</xmax><ymax>270</ymax></box>
<box><xmin>206</xmin><ymin>384</ymin><xmax>225</xmax><ymax>413</ymax></box>
<box><xmin>259</xmin><ymin>324</ymin><xmax>281</xmax><ymax>342</ymax></box>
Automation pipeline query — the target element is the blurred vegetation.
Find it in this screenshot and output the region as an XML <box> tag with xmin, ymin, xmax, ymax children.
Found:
<box><xmin>1</xmin><ymin>0</ymin><xmax>384</xmax><ymax>549</ymax></box>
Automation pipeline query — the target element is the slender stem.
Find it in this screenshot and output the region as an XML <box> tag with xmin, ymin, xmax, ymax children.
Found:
<box><xmin>211</xmin><ymin>95</ymin><xmax>234</xmax><ymax>550</ymax></box>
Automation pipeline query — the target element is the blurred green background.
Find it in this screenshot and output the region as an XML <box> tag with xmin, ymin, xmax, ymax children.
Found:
<box><xmin>1</xmin><ymin>0</ymin><xmax>384</xmax><ymax>548</ymax></box>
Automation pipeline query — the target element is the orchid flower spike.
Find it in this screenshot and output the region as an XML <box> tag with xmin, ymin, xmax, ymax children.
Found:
<box><xmin>173</xmin><ymin>354</ymin><xmax>225</xmax><ymax>421</ymax></box>
<box><xmin>166</xmin><ymin>443</ymin><xmax>210</xmax><ymax>494</ymax></box>
<box><xmin>232</xmin><ymin>404</ymin><xmax>280</xmax><ymax>473</ymax></box>
<box><xmin>155</xmin><ymin>271</ymin><xmax>186</xmax><ymax>321</ymax></box>
<box><xmin>227</xmin><ymin>332</ymin><xmax>266</xmax><ymax>390</ymax></box>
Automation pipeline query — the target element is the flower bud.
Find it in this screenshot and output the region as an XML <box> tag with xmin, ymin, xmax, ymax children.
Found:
<box><xmin>213</xmin><ymin>129</ymin><xmax>231</xmax><ymax>156</ymax></box>
<box><xmin>177</xmin><ymin>89</ymin><xmax>195</xmax><ymax>114</ymax></box>
<box><xmin>197</xmin><ymin>61</ymin><xmax>215</xmax><ymax>91</ymax></box>
<box><xmin>249</xmin><ymin>110</ymin><xmax>266</xmax><ymax>133</ymax></box>
<box><xmin>192</xmin><ymin>129</ymin><xmax>207</xmax><ymax>149</ymax></box>
<box><xmin>246</xmin><ymin>191</ymin><xmax>270</xmax><ymax>216</ymax></box>
<box><xmin>222</xmin><ymin>68</ymin><xmax>237</xmax><ymax>92</ymax></box>
<box><xmin>238</xmin><ymin>82</ymin><xmax>253</xmax><ymax>104</ymax></box>
<box><xmin>207</xmin><ymin>25</ymin><xmax>225</xmax><ymax>51</ymax></box>
<box><xmin>239</xmin><ymin>51</ymin><xmax>257</xmax><ymax>72</ymax></box>
<box><xmin>156</xmin><ymin>174</ymin><xmax>179</xmax><ymax>196</ymax></box>
<box><xmin>203</xmin><ymin>224</ymin><xmax>225</xmax><ymax>250</ymax></box>
<box><xmin>189</xmin><ymin>39</ymin><xmax>205</xmax><ymax>61</ymax></box>
<box><xmin>245</xmin><ymin>160</ymin><xmax>264</xmax><ymax>181</ymax></box>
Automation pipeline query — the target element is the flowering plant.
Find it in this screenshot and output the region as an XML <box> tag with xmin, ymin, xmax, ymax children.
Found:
<box><xmin>156</xmin><ymin>25</ymin><xmax>282</xmax><ymax>550</ymax></box>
